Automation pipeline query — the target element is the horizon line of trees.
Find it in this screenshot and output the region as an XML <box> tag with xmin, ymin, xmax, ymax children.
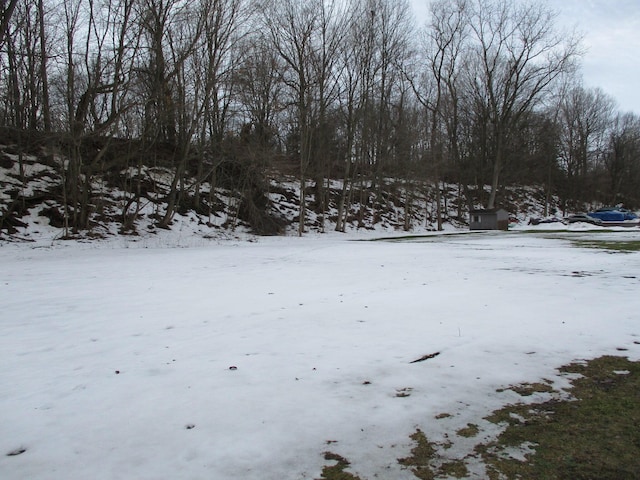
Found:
<box><xmin>1</xmin><ymin>0</ymin><xmax>639</xmax><ymax>234</ymax></box>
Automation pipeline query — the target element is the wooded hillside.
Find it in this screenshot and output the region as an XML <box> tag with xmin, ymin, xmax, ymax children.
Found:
<box><xmin>1</xmin><ymin>0</ymin><xmax>639</xmax><ymax>238</ymax></box>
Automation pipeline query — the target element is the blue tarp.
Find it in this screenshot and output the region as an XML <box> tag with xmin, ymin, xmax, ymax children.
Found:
<box><xmin>588</xmin><ymin>208</ymin><xmax>638</xmax><ymax>222</ymax></box>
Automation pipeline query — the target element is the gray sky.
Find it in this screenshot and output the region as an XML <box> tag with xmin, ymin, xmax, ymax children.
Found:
<box><xmin>409</xmin><ymin>0</ymin><xmax>640</xmax><ymax>115</ymax></box>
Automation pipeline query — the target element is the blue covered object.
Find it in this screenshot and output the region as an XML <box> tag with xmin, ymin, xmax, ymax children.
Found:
<box><xmin>588</xmin><ymin>208</ymin><xmax>638</xmax><ymax>222</ymax></box>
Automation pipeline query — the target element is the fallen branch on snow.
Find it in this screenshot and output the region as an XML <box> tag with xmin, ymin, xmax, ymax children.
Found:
<box><xmin>409</xmin><ymin>352</ymin><xmax>440</xmax><ymax>363</ymax></box>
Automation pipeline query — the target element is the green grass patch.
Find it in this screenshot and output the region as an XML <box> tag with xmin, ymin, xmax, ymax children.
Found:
<box><xmin>398</xmin><ymin>355</ymin><xmax>640</xmax><ymax>479</ymax></box>
<box><xmin>497</xmin><ymin>381</ymin><xmax>555</xmax><ymax>396</ymax></box>
<box><xmin>318</xmin><ymin>452</ymin><xmax>363</xmax><ymax>480</ymax></box>
<box><xmin>321</xmin><ymin>356</ymin><xmax>640</xmax><ymax>479</ymax></box>
<box><xmin>398</xmin><ymin>429</ymin><xmax>470</xmax><ymax>479</ymax></box>
<box><xmin>367</xmin><ymin>231</ymin><xmax>490</xmax><ymax>242</ymax></box>
<box><xmin>438</xmin><ymin>460</ymin><xmax>469</xmax><ymax>478</ymax></box>
<box><xmin>456</xmin><ymin>423</ymin><xmax>480</xmax><ymax>438</ymax></box>
<box><xmin>479</xmin><ymin>355</ymin><xmax>640</xmax><ymax>479</ymax></box>
<box><xmin>434</xmin><ymin>412</ymin><xmax>452</xmax><ymax>419</ymax></box>
<box><xmin>398</xmin><ymin>430</ymin><xmax>438</xmax><ymax>480</ymax></box>
<box><xmin>573</xmin><ymin>240</ymin><xmax>640</xmax><ymax>252</ymax></box>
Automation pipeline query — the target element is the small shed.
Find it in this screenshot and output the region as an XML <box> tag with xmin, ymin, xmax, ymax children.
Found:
<box><xmin>469</xmin><ymin>208</ymin><xmax>509</xmax><ymax>231</ymax></box>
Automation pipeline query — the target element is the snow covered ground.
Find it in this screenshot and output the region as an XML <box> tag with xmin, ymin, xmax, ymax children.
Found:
<box><xmin>1</xmin><ymin>229</ymin><xmax>640</xmax><ymax>479</ymax></box>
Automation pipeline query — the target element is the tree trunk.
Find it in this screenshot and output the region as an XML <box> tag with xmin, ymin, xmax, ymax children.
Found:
<box><xmin>487</xmin><ymin>131</ymin><xmax>504</xmax><ymax>209</ymax></box>
<box><xmin>38</xmin><ymin>0</ymin><xmax>51</xmax><ymax>132</ymax></box>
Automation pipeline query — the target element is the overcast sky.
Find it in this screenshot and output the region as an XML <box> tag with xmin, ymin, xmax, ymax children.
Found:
<box><xmin>409</xmin><ymin>0</ymin><xmax>640</xmax><ymax>115</ymax></box>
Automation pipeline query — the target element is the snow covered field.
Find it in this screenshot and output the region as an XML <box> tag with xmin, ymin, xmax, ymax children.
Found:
<box><xmin>1</xmin><ymin>229</ymin><xmax>639</xmax><ymax>479</ymax></box>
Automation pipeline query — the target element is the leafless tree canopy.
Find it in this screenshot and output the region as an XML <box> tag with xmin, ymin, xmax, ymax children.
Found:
<box><xmin>1</xmin><ymin>0</ymin><xmax>638</xmax><ymax>234</ymax></box>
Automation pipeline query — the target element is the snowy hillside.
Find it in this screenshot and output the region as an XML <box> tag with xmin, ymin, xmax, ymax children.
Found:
<box><xmin>0</xmin><ymin>142</ymin><xmax>568</xmax><ymax>244</ymax></box>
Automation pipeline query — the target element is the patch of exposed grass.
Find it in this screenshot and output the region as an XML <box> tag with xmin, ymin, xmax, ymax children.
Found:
<box><xmin>398</xmin><ymin>430</ymin><xmax>437</xmax><ymax>480</ymax></box>
<box><xmin>573</xmin><ymin>240</ymin><xmax>640</xmax><ymax>252</ymax></box>
<box><xmin>456</xmin><ymin>423</ymin><xmax>479</xmax><ymax>438</ymax></box>
<box><xmin>438</xmin><ymin>460</ymin><xmax>469</xmax><ymax>478</ymax></box>
<box><xmin>397</xmin><ymin>355</ymin><xmax>640</xmax><ymax>479</ymax></box>
<box><xmin>368</xmin><ymin>231</ymin><xmax>490</xmax><ymax>242</ymax></box>
<box><xmin>484</xmin><ymin>403</ymin><xmax>535</xmax><ymax>427</ymax></box>
<box><xmin>398</xmin><ymin>431</ymin><xmax>470</xmax><ymax>479</ymax></box>
<box><xmin>479</xmin><ymin>356</ymin><xmax>640</xmax><ymax>479</ymax></box>
<box><xmin>318</xmin><ymin>452</ymin><xmax>363</xmax><ymax>480</ymax></box>
<box><xmin>497</xmin><ymin>381</ymin><xmax>555</xmax><ymax>397</ymax></box>
<box><xmin>319</xmin><ymin>356</ymin><xmax>640</xmax><ymax>480</ymax></box>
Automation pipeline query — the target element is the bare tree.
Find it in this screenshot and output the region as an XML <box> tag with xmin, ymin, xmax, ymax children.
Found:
<box><xmin>603</xmin><ymin>112</ymin><xmax>639</xmax><ymax>207</ymax></box>
<box><xmin>334</xmin><ymin>0</ymin><xmax>368</xmax><ymax>232</ymax></box>
<box><xmin>263</xmin><ymin>0</ymin><xmax>319</xmax><ymax>236</ymax></box>
<box><xmin>466</xmin><ymin>0</ymin><xmax>581</xmax><ymax>208</ymax></box>
<box><xmin>59</xmin><ymin>0</ymin><xmax>84</xmax><ymax>232</ymax></box>
<box><xmin>419</xmin><ymin>0</ymin><xmax>468</xmax><ymax>229</ymax></box>
<box><xmin>556</xmin><ymin>85</ymin><xmax>615</xmax><ymax>210</ymax></box>
<box><xmin>235</xmin><ymin>34</ymin><xmax>283</xmax><ymax>150</ymax></box>
<box><xmin>38</xmin><ymin>0</ymin><xmax>51</xmax><ymax>131</ymax></box>
<box><xmin>137</xmin><ymin>0</ymin><xmax>175</xmax><ymax>144</ymax></box>
<box><xmin>194</xmin><ymin>0</ymin><xmax>245</xmax><ymax>210</ymax></box>
<box><xmin>369</xmin><ymin>0</ymin><xmax>412</xmax><ymax>189</ymax></box>
<box><xmin>154</xmin><ymin>0</ymin><xmax>208</xmax><ymax>228</ymax></box>
<box><xmin>307</xmin><ymin>0</ymin><xmax>350</xmax><ymax>231</ymax></box>
<box><xmin>1</xmin><ymin>1</ymin><xmax>53</xmax><ymax>131</ymax></box>
<box><xmin>154</xmin><ymin>0</ymin><xmax>245</xmax><ymax>229</ymax></box>
<box><xmin>0</xmin><ymin>0</ymin><xmax>18</xmax><ymax>49</ymax></box>
<box><xmin>44</xmin><ymin>0</ymin><xmax>142</xmax><ymax>231</ymax></box>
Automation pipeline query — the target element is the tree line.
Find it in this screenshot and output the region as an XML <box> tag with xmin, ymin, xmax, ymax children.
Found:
<box><xmin>1</xmin><ymin>0</ymin><xmax>639</xmax><ymax>235</ymax></box>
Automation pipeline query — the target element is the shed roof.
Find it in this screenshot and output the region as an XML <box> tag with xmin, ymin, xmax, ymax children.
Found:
<box><xmin>470</xmin><ymin>208</ymin><xmax>508</xmax><ymax>214</ymax></box>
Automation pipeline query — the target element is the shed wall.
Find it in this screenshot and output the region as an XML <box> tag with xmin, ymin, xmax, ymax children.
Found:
<box><xmin>469</xmin><ymin>209</ymin><xmax>509</xmax><ymax>230</ymax></box>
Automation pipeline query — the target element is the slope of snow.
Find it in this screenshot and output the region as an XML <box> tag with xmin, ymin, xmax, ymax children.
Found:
<box><xmin>1</xmin><ymin>230</ymin><xmax>639</xmax><ymax>479</ymax></box>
